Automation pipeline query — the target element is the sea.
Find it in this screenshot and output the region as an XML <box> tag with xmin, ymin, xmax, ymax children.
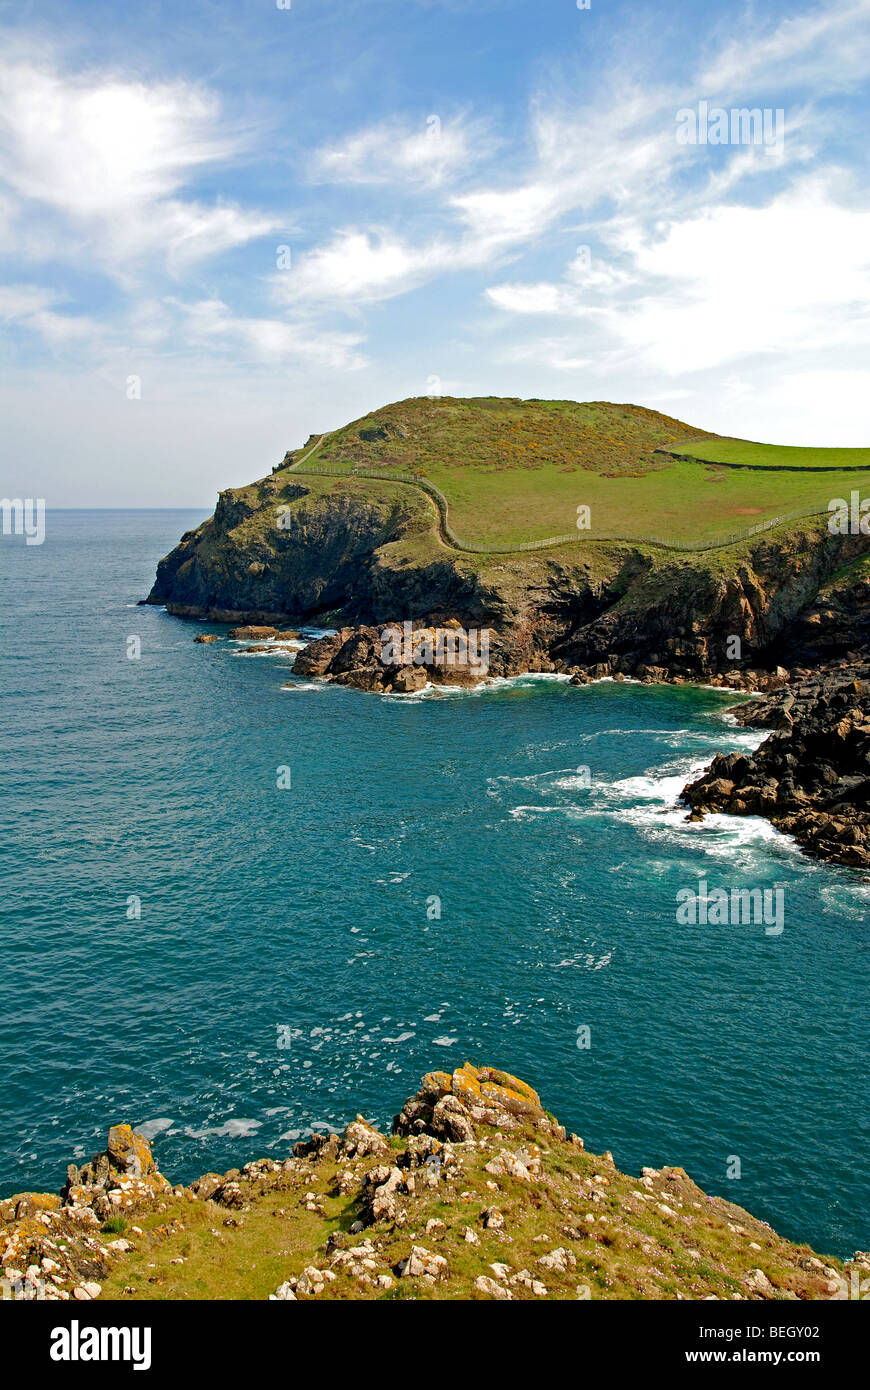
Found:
<box><xmin>1</xmin><ymin>509</ymin><xmax>867</xmax><ymax>1258</ymax></box>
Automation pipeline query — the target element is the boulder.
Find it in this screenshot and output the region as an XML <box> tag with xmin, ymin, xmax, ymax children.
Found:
<box><xmin>228</xmin><ymin>626</ymin><xmax>280</xmax><ymax>640</ymax></box>
<box><xmin>107</xmin><ymin>1125</ymin><xmax>157</xmax><ymax>1178</ymax></box>
<box><xmin>389</xmin><ymin>666</ymin><xmax>428</xmax><ymax>694</ymax></box>
<box><xmin>395</xmin><ymin>1245</ymin><xmax>448</xmax><ymax>1280</ymax></box>
<box><xmin>393</xmin><ymin>1062</ymin><xmax>554</xmax><ymax>1141</ymax></box>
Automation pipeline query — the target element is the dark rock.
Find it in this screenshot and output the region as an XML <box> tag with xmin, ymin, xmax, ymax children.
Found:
<box><xmin>228</xmin><ymin>626</ymin><xmax>281</xmax><ymax>640</ymax></box>
<box><xmin>682</xmin><ymin>662</ymin><xmax>870</xmax><ymax>871</ymax></box>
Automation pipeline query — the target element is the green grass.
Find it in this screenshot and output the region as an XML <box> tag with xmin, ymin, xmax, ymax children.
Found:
<box><xmin>667</xmin><ymin>437</ymin><xmax>870</xmax><ymax>469</ymax></box>
<box><xmin>95</xmin><ymin>1116</ymin><xmax>845</xmax><ymax>1302</ymax></box>
<box><xmin>273</xmin><ymin>397</ymin><xmax>869</xmax><ymax>551</ymax></box>
<box><xmin>422</xmin><ymin>457</ymin><xmax>857</xmax><ymax>548</ymax></box>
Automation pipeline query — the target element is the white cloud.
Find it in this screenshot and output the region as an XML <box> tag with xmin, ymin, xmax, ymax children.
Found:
<box><xmin>0</xmin><ymin>56</ymin><xmax>279</xmax><ymax>274</ymax></box>
<box><xmin>273</xmin><ymin>229</ymin><xmax>459</xmax><ymax>306</ymax></box>
<box><xmin>0</xmin><ymin>283</ymin><xmax>99</xmax><ymax>342</ymax></box>
<box><xmin>699</xmin><ymin>0</ymin><xmax>870</xmax><ymax>96</ymax></box>
<box><xmin>312</xmin><ymin>115</ymin><xmax>492</xmax><ymax>188</ymax></box>
<box><xmin>485</xmin><ymin>167</ymin><xmax>870</xmax><ymax>375</ymax></box>
<box><xmin>751</xmin><ymin>368</ymin><xmax>870</xmax><ymax>446</ymax></box>
<box><xmin>499</xmin><ymin>337</ymin><xmax>593</xmax><ymax>373</ymax></box>
<box><xmin>486</xmin><ymin>282</ymin><xmax>567</xmax><ymax>316</ymax></box>
<box><xmin>173</xmin><ymin>297</ymin><xmax>367</xmax><ymax>370</ymax></box>
<box><xmin>606</xmin><ymin>179</ymin><xmax>870</xmax><ymax>373</ymax></box>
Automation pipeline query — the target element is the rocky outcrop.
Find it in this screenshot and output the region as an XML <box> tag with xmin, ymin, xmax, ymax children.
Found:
<box><xmin>0</xmin><ymin>1127</ymin><xmax>173</xmax><ymax>1302</ymax></box>
<box><xmin>146</xmin><ymin>479</ymin><xmax>432</xmax><ymax>623</ymax></box>
<box><xmin>293</xmin><ymin>622</ymin><xmax>504</xmax><ymax>692</ymax></box>
<box><xmin>61</xmin><ymin>1124</ymin><xmax>172</xmax><ymax>1219</ymax></box>
<box><xmin>682</xmin><ymin>663</ymin><xmax>870</xmax><ymax>870</ymax></box>
<box><xmin>2</xmin><ymin>1065</ymin><xmax>863</xmax><ymax>1302</ymax></box>
<box><xmin>393</xmin><ymin>1063</ymin><xmax>558</xmax><ymax>1142</ymax></box>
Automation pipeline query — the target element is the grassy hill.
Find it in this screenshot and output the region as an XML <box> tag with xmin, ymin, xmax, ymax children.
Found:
<box><xmin>320</xmin><ymin>397</ymin><xmax>721</xmax><ymax>476</ymax></box>
<box><xmin>280</xmin><ymin>398</ymin><xmax>869</xmax><ymax>551</ymax></box>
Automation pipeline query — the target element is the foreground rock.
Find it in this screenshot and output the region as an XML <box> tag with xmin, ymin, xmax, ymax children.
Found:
<box><xmin>683</xmin><ymin>662</ymin><xmax>870</xmax><ymax>870</ymax></box>
<box><xmin>2</xmin><ymin>1063</ymin><xmax>862</xmax><ymax>1302</ymax></box>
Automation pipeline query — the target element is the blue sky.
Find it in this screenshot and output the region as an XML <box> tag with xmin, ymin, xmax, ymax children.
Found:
<box><xmin>1</xmin><ymin>0</ymin><xmax>869</xmax><ymax>504</ymax></box>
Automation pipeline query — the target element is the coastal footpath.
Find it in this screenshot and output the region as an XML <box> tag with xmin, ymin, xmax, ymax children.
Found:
<box><xmin>2</xmin><ymin>1064</ymin><xmax>865</xmax><ymax>1302</ymax></box>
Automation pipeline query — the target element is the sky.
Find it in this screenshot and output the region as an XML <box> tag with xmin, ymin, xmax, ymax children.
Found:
<box><xmin>1</xmin><ymin>0</ymin><xmax>869</xmax><ymax>505</ymax></box>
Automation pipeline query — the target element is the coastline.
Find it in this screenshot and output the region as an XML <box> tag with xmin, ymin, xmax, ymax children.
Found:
<box><xmin>3</xmin><ymin>1063</ymin><xmax>865</xmax><ymax>1303</ymax></box>
<box><xmin>189</xmin><ymin>614</ymin><xmax>868</xmax><ymax>875</ymax></box>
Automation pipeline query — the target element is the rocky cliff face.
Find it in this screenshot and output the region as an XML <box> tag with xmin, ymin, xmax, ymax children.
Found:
<box><xmin>3</xmin><ymin>1065</ymin><xmax>863</xmax><ymax>1302</ymax></box>
<box><xmin>148</xmin><ymin>463</ymin><xmax>870</xmax><ymax>686</ymax></box>
<box><xmin>148</xmin><ymin>480</ymin><xmax>436</xmax><ymax>622</ymax></box>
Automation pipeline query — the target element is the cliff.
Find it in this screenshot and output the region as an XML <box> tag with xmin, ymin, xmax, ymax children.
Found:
<box><xmin>146</xmin><ymin>399</ymin><xmax>870</xmax><ymax>688</ymax></box>
<box><xmin>2</xmin><ymin>1064</ymin><xmax>864</xmax><ymax>1302</ymax></box>
<box><xmin>146</xmin><ymin>399</ymin><xmax>870</xmax><ymax>865</ymax></box>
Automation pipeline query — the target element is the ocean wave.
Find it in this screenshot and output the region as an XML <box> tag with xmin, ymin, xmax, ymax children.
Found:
<box><xmin>508</xmin><ymin>804</ymin><xmax>587</xmax><ymax>821</ymax></box>
<box><xmin>386</xmin><ymin>670</ymin><xmax>575</xmax><ymax>702</ymax></box>
<box><xmin>818</xmin><ymin>882</ymin><xmax>870</xmax><ymax>917</ymax></box>
<box><xmin>502</xmin><ymin>746</ymin><xmax>807</xmax><ymax>870</ymax></box>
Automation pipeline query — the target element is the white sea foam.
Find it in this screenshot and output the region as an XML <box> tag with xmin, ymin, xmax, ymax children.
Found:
<box><xmin>185</xmin><ymin>1117</ymin><xmax>263</xmax><ymax>1140</ymax></box>
<box><xmin>508</xmin><ymin>804</ymin><xmax>588</xmax><ymax>822</ymax></box>
<box><xmin>136</xmin><ymin>1117</ymin><xmax>174</xmax><ymax>1141</ymax></box>
<box><xmin>389</xmin><ymin>670</ymin><xmax>574</xmax><ymax>702</ymax></box>
<box><xmin>552</xmin><ymin>950</ymin><xmax>613</xmax><ymax>970</ymax></box>
<box><xmin>819</xmin><ymin>883</ymin><xmax>870</xmax><ymax>917</ymax></box>
<box><xmin>502</xmin><ymin>735</ymin><xmax>805</xmax><ymax>870</ymax></box>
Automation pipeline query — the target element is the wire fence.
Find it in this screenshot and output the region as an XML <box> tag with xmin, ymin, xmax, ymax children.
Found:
<box><xmin>288</xmin><ymin>459</ymin><xmax>829</xmax><ymax>556</ymax></box>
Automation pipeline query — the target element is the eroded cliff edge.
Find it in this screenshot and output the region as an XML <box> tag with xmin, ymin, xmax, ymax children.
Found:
<box><xmin>3</xmin><ymin>1064</ymin><xmax>865</xmax><ymax>1302</ymax></box>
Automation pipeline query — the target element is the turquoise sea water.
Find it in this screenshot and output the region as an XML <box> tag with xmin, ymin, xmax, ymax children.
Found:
<box><xmin>1</xmin><ymin>511</ymin><xmax>867</xmax><ymax>1258</ymax></box>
